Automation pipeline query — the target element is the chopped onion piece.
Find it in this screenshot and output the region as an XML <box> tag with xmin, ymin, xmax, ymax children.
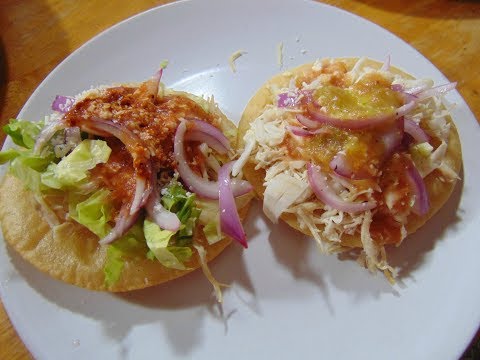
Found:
<box><xmin>219</xmin><ymin>161</ymin><xmax>248</xmax><ymax>248</ymax></box>
<box><xmin>307</xmin><ymin>163</ymin><xmax>376</xmax><ymax>213</ymax></box>
<box><xmin>278</xmin><ymin>92</ymin><xmax>299</xmax><ymax>108</ymax></box>
<box><xmin>51</xmin><ymin>95</ymin><xmax>75</xmax><ymax>113</ymax></box>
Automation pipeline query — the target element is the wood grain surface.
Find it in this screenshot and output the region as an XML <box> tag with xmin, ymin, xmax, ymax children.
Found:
<box><xmin>0</xmin><ymin>1</ymin><xmax>479</xmax><ymax>359</ymax></box>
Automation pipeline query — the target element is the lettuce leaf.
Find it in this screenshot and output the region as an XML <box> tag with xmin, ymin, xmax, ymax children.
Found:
<box><xmin>2</xmin><ymin>118</ymin><xmax>43</xmax><ymax>149</ymax></box>
<box><xmin>203</xmin><ymin>221</ymin><xmax>221</xmax><ymax>245</ymax></box>
<box><xmin>69</xmin><ymin>189</ymin><xmax>112</xmax><ymax>238</ymax></box>
<box><xmin>104</xmin><ymin>223</ymin><xmax>148</xmax><ymax>288</ymax></box>
<box><xmin>161</xmin><ymin>180</ymin><xmax>201</xmax><ymax>244</ymax></box>
<box><xmin>0</xmin><ymin>149</ymin><xmax>21</xmax><ymax>164</ymax></box>
<box><xmin>143</xmin><ymin>219</ymin><xmax>192</xmax><ymax>270</ymax></box>
<box><xmin>196</xmin><ymin>198</ymin><xmax>222</xmax><ymax>245</ymax></box>
<box><xmin>9</xmin><ymin>155</ymin><xmax>49</xmax><ymax>192</ymax></box>
<box><xmin>41</xmin><ymin>139</ymin><xmax>111</xmax><ymax>189</ymax></box>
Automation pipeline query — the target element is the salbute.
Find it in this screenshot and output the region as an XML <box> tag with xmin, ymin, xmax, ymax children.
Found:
<box><xmin>236</xmin><ymin>57</ymin><xmax>462</xmax><ymax>281</ymax></box>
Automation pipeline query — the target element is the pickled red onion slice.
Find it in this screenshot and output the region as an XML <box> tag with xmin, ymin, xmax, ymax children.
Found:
<box><xmin>174</xmin><ymin>120</ymin><xmax>252</xmax><ymax>199</ymax></box>
<box><xmin>219</xmin><ymin>161</ymin><xmax>248</xmax><ymax>248</ymax></box>
<box><xmin>405</xmin><ymin>158</ymin><xmax>430</xmax><ymax>216</ymax></box>
<box><xmin>145</xmin><ymin>188</ymin><xmax>181</xmax><ymax>232</ymax></box>
<box><xmin>187</xmin><ymin>118</ymin><xmax>230</xmax><ymax>151</ymax></box>
<box><xmin>404</xmin><ymin>118</ymin><xmax>430</xmax><ymax>144</ymax></box>
<box><xmin>99</xmin><ymin>207</ymin><xmax>140</xmax><ymax>245</ymax></box>
<box><xmin>307</xmin><ymin>163</ymin><xmax>376</xmax><ymax>213</ymax></box>
<box><xmin>185</xmin><ymin>130</ymin><xmax>229</xmax><ymax>154</ymax></box>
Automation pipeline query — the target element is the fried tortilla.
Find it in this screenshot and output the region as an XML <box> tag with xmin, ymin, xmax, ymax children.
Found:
<box><xmin>0</xmin><ymin>81</ymin><xmax>252</xmax><ymax>292</ymax></box>
<box><xmin>237</xmin><ymin>57</ymin><xmax>462</xmax><ymax>275</ymax></box>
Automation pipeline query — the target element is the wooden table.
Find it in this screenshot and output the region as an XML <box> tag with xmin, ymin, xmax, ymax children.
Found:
<box><xmin>1</xmin><ymin>0</ymin><xmax>479</xmax><ymax>359</ymax></box>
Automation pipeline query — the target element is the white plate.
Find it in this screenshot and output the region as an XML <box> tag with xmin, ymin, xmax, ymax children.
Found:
<box><xmin>1</xmin><ymin>0</ymin><xmax>479</xmax><ymax>359</ymax></box>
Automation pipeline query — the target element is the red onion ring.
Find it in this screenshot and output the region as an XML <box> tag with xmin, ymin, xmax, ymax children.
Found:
<box><xmin>51</xmin><ymin>95</ymin><xmax>75</xmax><ymax>113</ymax></box>
<box><xmin>174</xmin><ymin>120</ymin><xmax>252</xmax><ymax>199</ymax></box>
<box><xmin>405</xmin><ymin>158</ymin><xmax>430</xmax><ymax>216</ymax></box>
<box><xmin>185</xmin><ymin>129</ymin><xmax>229</xmax><ymax>154</ymax></box>
<box><xmin>219</xmin><ymin>161</ymin><xmax>248</xmax><ymax>248</ymax></box>
<box><xmin>307</xmin><ymin>163</ymin><xmax>377</xmax><ymax>213</ymax></box>
<box><xmin>404</xmin><ymin>118</ymin><xmax>430</xmax><ymax>143</ymax></box>
<box><xmin>187</xmin><ymin>118</ymin><xmax>231</xmax><ymax>151</ymax></box>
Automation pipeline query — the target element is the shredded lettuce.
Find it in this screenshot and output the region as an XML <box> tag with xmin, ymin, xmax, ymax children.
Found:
<box><xmin>0</xmin><ymin>149</ymin><xmax>21</xmax><ymax>164</ymax></box>
<box><xmin>161</xmin><ymin>180</ymin><xmax>201</xmax><ymax>244</ymax></box>
<box><xmin>9</xmin><ymin>155</ymin><xmax>47</xmax><ymax>192</ymax></box>
<box><xmin>41</xmin><ymin>139</ymin><xmax>111</xmax><ymax>189</ymax></box>
<box><xmin>203</xmin><ymin>221</ymin><xmax>221</xmax><ymax>245</ymax></box>
<box><xmin>143</xmin><ymin>219</ymin><xmax>192</xmax><ymax>270</ymax></box>
<box><xmin>69</xmin><ymin>189</ymin><xmax>112</xmax><ymax>237</ymax></box>
<box><xmin>104</xmin><ymin>223</ymin><xmax>148</xmax><ymax>288</ymax></box>
<box><xmin>197</xmin><ymin>198</ymin><xmax>222</xmax><ymax>245</ymax></box>
<box><xmin>2</xmin><ymin>118</ymin><xmax>43</xmax><ymax>149</ymax></box>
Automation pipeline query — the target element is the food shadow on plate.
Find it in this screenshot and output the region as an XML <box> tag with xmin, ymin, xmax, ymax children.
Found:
<box><xmin>266</xmin><ymin>167</ymin><xmax>464</xmax><ymax>302</ymax></box>
<box><xmin>6</xmin><ymin>203</ymin><xmax>261</xmax><ymax>357</ymax></box>
<box><xmin>267</xmin><ymin>220</ymin><xmax>398</xmax><ymax>312</ymax></box>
